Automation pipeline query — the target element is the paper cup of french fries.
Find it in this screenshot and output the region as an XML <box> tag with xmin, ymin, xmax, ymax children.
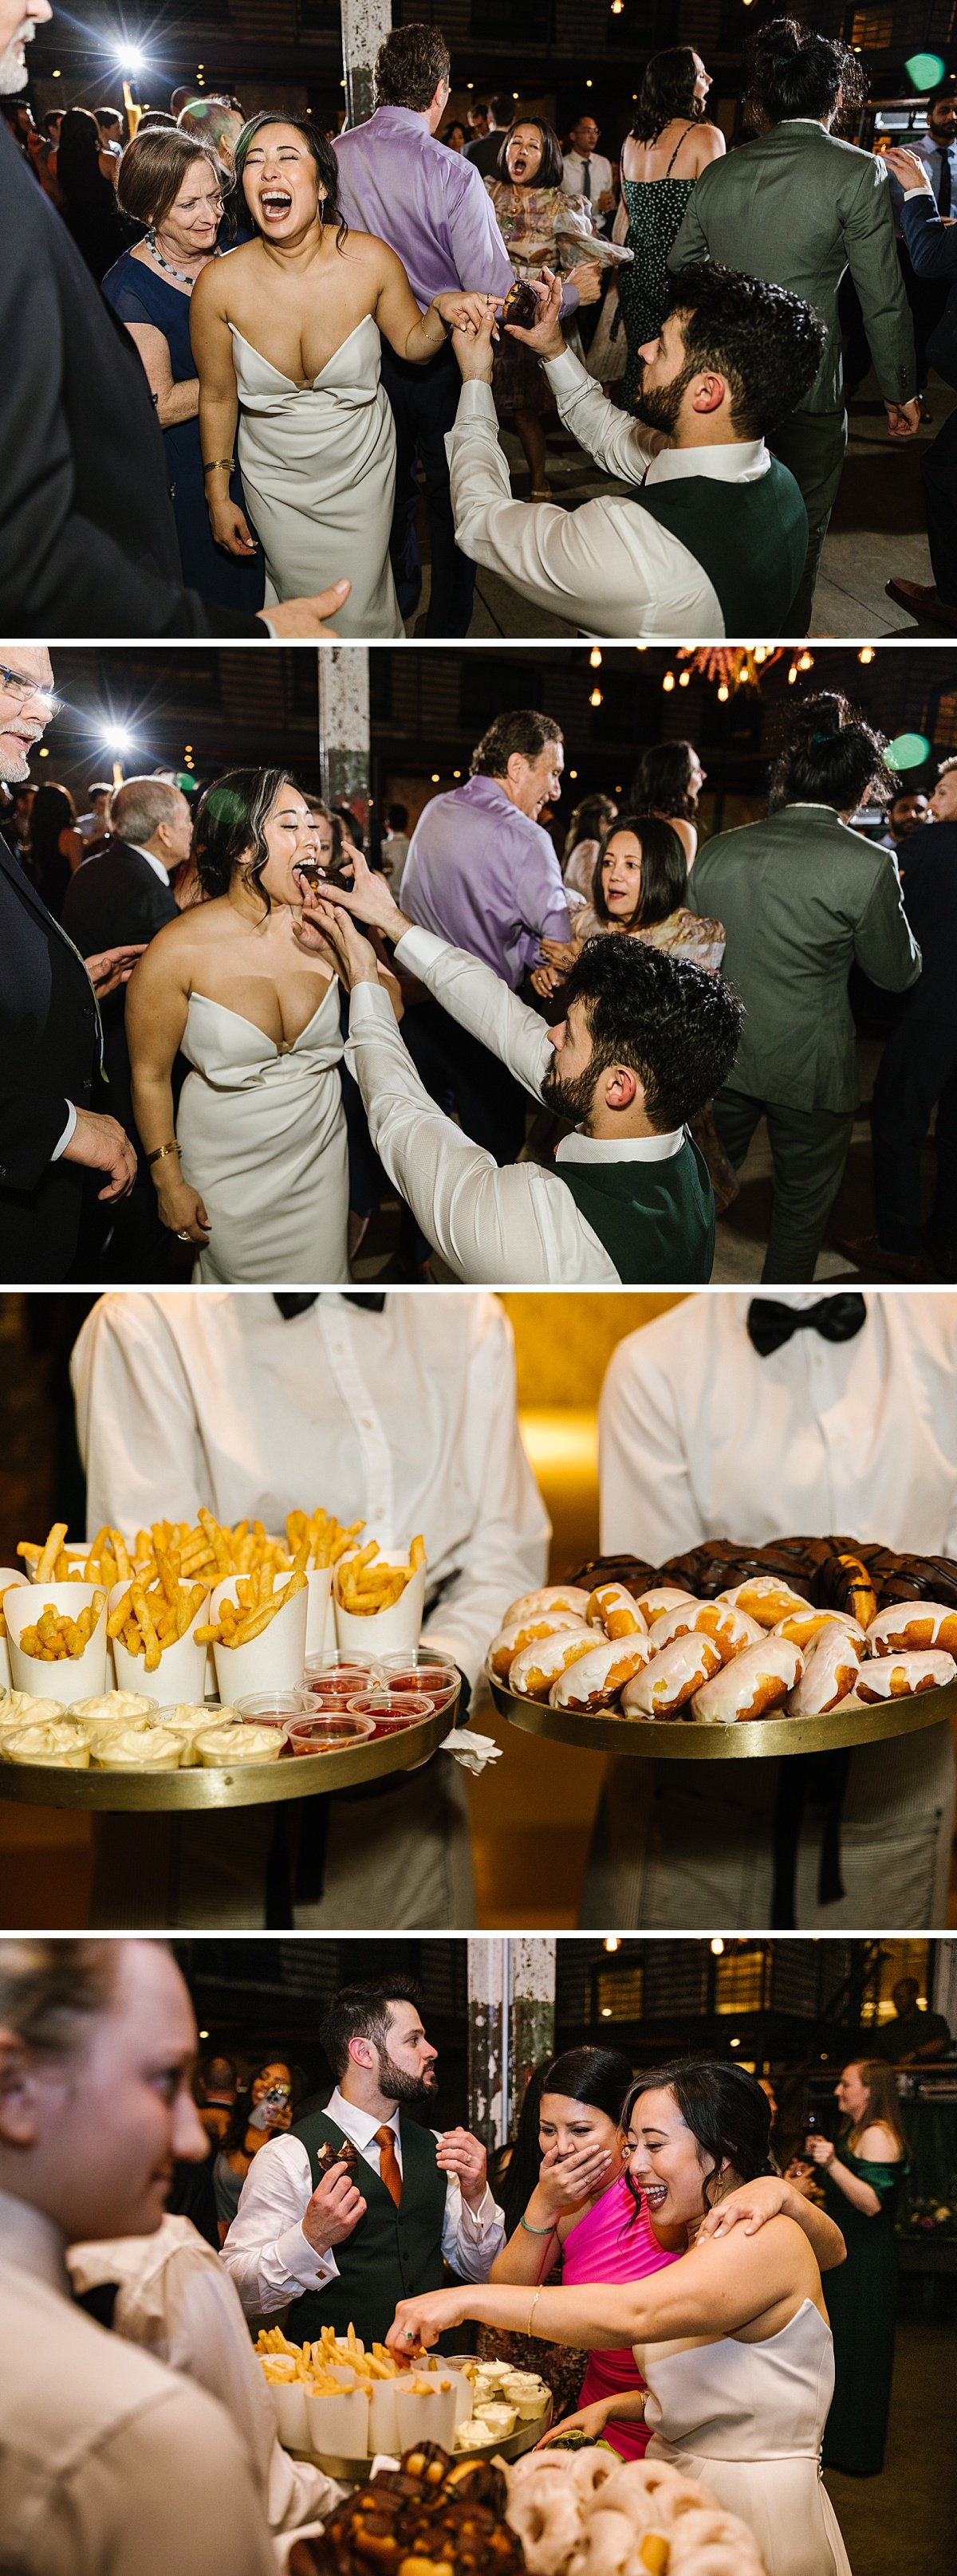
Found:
<box><xmin>333</xmin><ymin>1537</ymin><xmax>427</xmax><ymax>1657</ymax></box>
<box><xmin>201</xmin><ymin>1566</ymin><xmax>309</xmax><ymax>1699</ymax></box>
<box><xmin>18</xmin><ymin>1524</ymin><xmax>132</xmax><ymax>1590</ymax></box>
<box><xmin>5</xmin><ymin>1581</ymin><xmax>109</xmax><ymax>1705</ymax></box>
<box><xmin>283</xmin><ymin>1508</ymin><xmax>366</xmax><ymax>1658</ymax></box>
<box><xmin>0</xmin><ymin>1570</ymin><xmax>23</xmax><ymax>1692</ymax></box>
<box><xmin>107</xmin><ymin>1573</ymin><xmax>211</xmax><ymax>1701</ymax></box>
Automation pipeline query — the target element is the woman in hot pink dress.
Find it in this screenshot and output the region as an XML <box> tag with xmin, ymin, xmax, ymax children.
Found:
<box><xmin>486</xmin><ymin>2046</ymin><xmax>683</xmax><ymax>2457</ymax></box>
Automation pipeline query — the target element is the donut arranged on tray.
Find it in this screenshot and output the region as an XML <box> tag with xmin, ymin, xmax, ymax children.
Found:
<box><xmin>487</xmin><ymin>1540</ymin><xmax>957</xmax><ymax>1728</ymax></box>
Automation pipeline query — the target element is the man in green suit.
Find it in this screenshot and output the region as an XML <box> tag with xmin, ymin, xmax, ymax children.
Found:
<box><xmin>669</xmin><ymin>20</ymin><xmax>919</xmax><ymax>629</ymax></box>
<box><xmin>687</xmin><ymin>694</ymin><xmax>921</xmax><ymax>1280</ymax></box>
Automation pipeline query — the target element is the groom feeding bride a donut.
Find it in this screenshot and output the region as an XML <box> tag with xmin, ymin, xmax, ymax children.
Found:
<box><xmin>293</xmin><ymin>847</ymin><xmax>742</xmax><ymax>1284</ymax></box>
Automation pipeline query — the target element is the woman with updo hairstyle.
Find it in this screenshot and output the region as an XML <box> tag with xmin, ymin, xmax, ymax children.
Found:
<box><xmin>57</xmin><ymin>104</ymin><xmax>130</xmax><ymax>280</ymax></box>
<box><xmin>125</xmin><ymin>765</ymin><xmax>377</xmax><ymax>1279</ymax></box>
<box><xmin>668</xmin><ymin>18</ymin><xmax>916</xmax><ymax>632</ymax></box>
<box><xmin>683</xmin><ymin>686</ymin><xmax>921</xmax><ymax>1278</ymax></box>
<box><xmin>188</xmin><ymin>112</ymin><xmax>494</xmax><ymax>632</ymax></box>
<box><xmin>102</xmin><ymin>129</ymin><xmax>265</xmax><ymax>612</ymax></box>
<box><xmin>614</xmin><ymin>48</ymin><xmax>724</xmax><ymax>403</ymax></box>
<box><xmin>389</xmin><ymin>2056</ymin><xmax>851</xmax><ymax>2576</ymax></box>
<box><xmin>800</xmin><ymin>2059</ymin><xmax>908</xmax><ymax>2476</ymax></box>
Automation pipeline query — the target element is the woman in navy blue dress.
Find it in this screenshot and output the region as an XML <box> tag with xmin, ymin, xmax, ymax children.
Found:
<box><xmin>102</xmin><ymin>128</ymin><xmax>264</xmax><ymax>614</ymax></box>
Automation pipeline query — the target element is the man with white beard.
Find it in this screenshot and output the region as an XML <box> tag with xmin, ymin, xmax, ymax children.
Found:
<box><xmin>0</xmin><ymin>647</ymin><xmax>140</xmax><ymax>1277</ymax></box>
<box><xmin>586</xmin><ymin>1289</ymin><xmax>957</xmax><ymax>1930</ymax></box>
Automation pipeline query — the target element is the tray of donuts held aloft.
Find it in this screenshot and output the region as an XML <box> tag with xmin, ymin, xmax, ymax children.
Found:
<box><xmin>485</xmin><ymin>1538</ymin><xmax>957</xmax><ymax>1760</ymax></box>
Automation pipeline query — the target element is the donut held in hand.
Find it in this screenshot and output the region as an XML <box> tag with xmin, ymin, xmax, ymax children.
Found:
<box><xmin>691</xmin><ymin>1636</ymin><xmax>803</xmax><ymax>1723</ymax></box>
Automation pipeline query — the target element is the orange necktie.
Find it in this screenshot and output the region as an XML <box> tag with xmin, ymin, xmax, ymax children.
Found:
<box><xmin>375</xmin><ymin>2125</ymin><xmax>402</xmax><ymax>2207</ymax></box>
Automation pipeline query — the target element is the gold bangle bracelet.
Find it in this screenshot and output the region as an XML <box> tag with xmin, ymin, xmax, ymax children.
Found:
<box><xmin>147</xmin><ymin>1140</ymin><xmax>180</xmax><ymax>1167</ymax></box>
<box><xmin>203</xmin><ymin>458</ymin><xmax>234</xmax><ymax>476</ymax></box>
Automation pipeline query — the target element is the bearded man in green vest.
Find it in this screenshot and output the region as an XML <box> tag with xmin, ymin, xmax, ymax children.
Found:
<box><xmin>292</xmin><ymin>851</ymin><xmax>745</xmax><ymax>1286</ymax></box>
<box><xmin>221</xmin><ymin>1978</ymin><xmax>505</xmax><ymax>2347</ymax></box>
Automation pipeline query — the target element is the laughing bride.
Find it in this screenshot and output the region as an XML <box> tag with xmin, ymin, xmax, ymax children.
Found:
<box><xmin>125</xmin><ymin>768</ymin><xmax>399</xmax><ymax>1283</ymax></box>
<box><xmin>190</xmin><ymin>116</ymin><xmax>489</xmax><ymax>636</ymax></box>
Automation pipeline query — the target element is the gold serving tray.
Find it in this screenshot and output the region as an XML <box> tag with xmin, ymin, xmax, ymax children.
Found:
<box><xmin>488</xmin><ymin>1663</ymin><xmax>957</xmax><ymax>1761</ymax></box>
<box><xmin>0</xmin><ymin>1697</ymin><xmax>457</xmax><ymax>1811</ymax></box>
<box><xmin>290</xmin><ymin>2394</ymin><xmax>552</xmax><ymax>2480</ymax></box>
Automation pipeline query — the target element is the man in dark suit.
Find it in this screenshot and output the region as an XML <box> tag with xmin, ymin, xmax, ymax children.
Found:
<box><xmin>884</xmin><ymin>142</ymin><xmax>957</xmax><ymax>626</ymax></box>
<box><xmin>0</xmin><ymin>1</ymin><xmax>351</xmax><ymax>639</ymax></box>
<box><xmin>1</xmin><ymin>647</ymin><xmax>139</xmax><ymax>1280</ymax></box>
<box><xmin>62</xmin><ymin>775</ymin><xmax>186</xmax><ymax>1276</ymax></box>
<box><xmin>837</xmin><ymin>762</ymin><xmax>957</xmax><ymax>1278</ymax></box>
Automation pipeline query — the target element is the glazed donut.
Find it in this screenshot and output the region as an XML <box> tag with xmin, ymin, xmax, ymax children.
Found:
<box><xmin>691</xmin><ymin>1637</ymin><xmax>803</xmax><ymax>1724</ymax></box>
<box><xmin>716</xmin><ymin>1577</ymin><xmax>810</xmax><ymax>1630</ymax></box>
<box><xmin>857</xmin><ymin>1649</ymin><xmax>956</xmax><ymax>1701</ymax></box>
<box><xmin>549</xmin><ymin>1633</ymin><xmax>653</xmax><ymax>1711</ymax></box>
<box><xmin>621</xmin><ymin>1633</ymin><xmax>723</xmax><ymax>1718</ymax></box>
<box><xmin>568</xmin><ymin>2509</ymin><xmax>637</xmax><ymax>2576</ymax></box>
<box><xmin>636</xmin><ymin>1589</ymin><xmax>699</xmax><ymax>1623</ymax></box>
<box><xmin>505</xmin><ymin>2473</ymin><xmax>583</xmax><ymax>2573</ymax></box>
<box><xmin>490</xmin><ymin>1610</ymin><xmax>591</xmax><ymax>1681</ymax></box>
<box><xmin>508</xmin><ymin>1626</ymin><xmax>597</xmax><ymax>1701</ymax></box>
<box><xmin>867</xmin><ymin>1602</ymin><xmax>957</xmax><ymax>1658</ymax></box>
<box><xmin>773</xmin><ymin>1606</ymin><xmax>864</xmax><ymax>1652</ymax></box>
<box><xmin>502</xmin><ymin>1587</ymin><xmax>593</xmax><ymax>1629</ymax></box>
<box><xmin>648</xmin><ymin>1601</ymin><xmax>765</xmax><ymax>1664</ymax></box>
<box><xmin>786</xmin><ymin>1621</ymin><xmax>864</xmax><ymax>1717</ymax></box>
<box><xmin>588</xmin><ymin>2463</ymin><xmax>703</xmax><ymax>2530</ymax></box>
<box><xmin>587</xmin><ymin>1583</ymin><xmax>648</xmax><ymax>1639</ymax></box>
<box><xmin>668</xmin><ymin>2508</ymin><xmax>767</xmax><ymax>2576</ymax></box>
<box><xmin>569</xmin><ymin>2454</ymin><xmax>620</xmax><ymax>2507</ymax></box>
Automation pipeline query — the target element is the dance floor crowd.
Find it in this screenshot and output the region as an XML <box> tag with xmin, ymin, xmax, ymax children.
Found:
<box><xmin>3</xmin><ymin>648</ymin><xmax>955</xmax><ymax>1289</ymax></box>
<box><xmin>4</xmin><ymin>12</ymin><xmax>957</xmax><ymax>636</ymax></box>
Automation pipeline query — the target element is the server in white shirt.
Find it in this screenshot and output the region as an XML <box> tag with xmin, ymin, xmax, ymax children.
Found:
<box><xmin>0</xmin><ymin>1937</ymin><xmax>274</xmax><ymax>2576</ymax></box>
<box><xmin>444</xmin><ymin>262</ymin><xmax>822</xmax><ymax>637</ymax></box>
<box><xmin>298</xmin><ymin>851</ymin><xmax>741</xmax><ymax>1285</ymax></box>
<box><xmin>70</xmin><ymin>1288</ymin><xmax>549</xmax><ymax>1929</ymax></box>
<box><xmin>587</xmin><ymin>1290</ymin><xmax>957</xmax><ymax>1932</ymax></box>
<box><xmin>221</xmin><ymin>1976</ymin><xmax>505</xmax><ymax>2342</ymax></box>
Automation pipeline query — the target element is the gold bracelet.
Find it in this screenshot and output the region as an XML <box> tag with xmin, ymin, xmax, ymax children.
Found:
<box><xmin>528</xmin><ymin>2286</ymin><xmax>543</xmax><ymax>2337</ymax></box>
<box><xmin>147</xmin><ymin>1140</ymin><xmax>180</xmax><ymax>1167</ymax></box>
<box><xmin>203</xmin><ymin>458</ymin><xmax>234</xmax><ymax>476</ymax></box>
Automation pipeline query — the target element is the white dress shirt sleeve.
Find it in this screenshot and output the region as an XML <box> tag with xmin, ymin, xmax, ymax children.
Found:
<box><xmin>598</xmin><ymin>1329</ymin><xmax>703</xmax><ymax>1559</ymax></box>
<box><xmin>345</xmin><ymin>981</ymin><xmax>616</xmax><ymax>1285</ymax></box>
<box><xmin>71</xmin><ymin>1295</ymin><xmax>211</xmax><ymax>1536</ymax></box>
<box><xmin>544</xmin><ymin>345</ymin><xmax>652</xmax><ymax>481</ymax></box>
<box><xmin>439</xmin><ymin>2176</ymin><xmax>506</xmax><ymax>2279</ymax></box>
<box><xmin>50</xmin><ymin>1101</ymin><xmax>77</xmax><ymax>1161</ymax></box>
<box><xmin>219</xmin><ymin>2134</ymin><xmax>341</xmax><ymax>2318</ymax></box>
<box><xmin>421</xmin><ymin>1300</ymin><xmax>550</xmax><ymax>1691</ymax></box>
<box><xmin>395</xmin><ymin>925</ymin><xmax>552</xmax><ymax>1098</ymax></box>
<box><xmin>128</xmin><ymin>2244</ymin><xmax>337</xmax><ymax>2534</ymax></box>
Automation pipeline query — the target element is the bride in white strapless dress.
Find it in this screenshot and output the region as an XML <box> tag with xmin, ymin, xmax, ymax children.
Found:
<box><xmin>191</xmin><ymin>116</ymin><xmax>493</xmax><ymax>639</ymax></box>
<box><xmin>384</xmin><ymin>2063</ymin><xmax>855</xmax><ymax>2576</ymax></box>
<box><xmin>127</xmin><ymin>772</ymin><xmax>401</xmax><ymax>1282</ymax></box>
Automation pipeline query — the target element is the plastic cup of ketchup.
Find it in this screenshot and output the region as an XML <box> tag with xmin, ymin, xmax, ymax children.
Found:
<box><xmin>379</xmin><ymin>1654</ymin><xmax>459</xmax><ymax>1714</ymax></box>
<box><xmin>286</xmin><ymin>1711</ymin><xmax>377</xmax><ymax>1758</ymax></box>
<box><xmin>345</xmin><ymin>1689</ymin><xmax>433</xmax><ymax>1740</ymax></box>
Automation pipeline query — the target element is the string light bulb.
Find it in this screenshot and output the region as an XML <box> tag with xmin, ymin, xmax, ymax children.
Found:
<box><xmin>798</xmin><ymin>649</ymin><xmax>813</xmax><ymax>671</ymax></box>
<box><xmin>717</xmin><ymin>682</ymin><xmax>729</xmax><ymax>702</ymax></box>
<box><xmin>589</xmin><ymin>686</ymin><xmax>603</xmax><ymax>707</ymax></box>
<box><xmin>662</xmin><ymin>671</ymin><xmax>675</xmax><ymax>693</ymax></box>
<box><xmin>604</xmin><ymin>1936</ymin><xmax>621</xmax><ymax>1952</ymax></box>
<box><xmin>858</xmin><ymin>645</ymin><xmax>875</xmax><ymax>663</ymax></box>
<box><xmin>679</xmin><ymin>670</ymin><xmax>691</xmax><ymax>686</ymax></box>
<box><xmin>589</xmin><ymin>647</ymin><xmax>602</xmax><ymax>667</ymax></box>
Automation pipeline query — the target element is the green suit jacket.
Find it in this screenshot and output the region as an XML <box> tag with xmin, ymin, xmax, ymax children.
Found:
<box><xmin>687</xmin><ymin>804</ymin><xmax>921</xmax><ymax>1112</ymax></box>
<box><xmin>668</xmin><ymin>121</ymin><xmax>916</xmax><ymax>415</ymax></box>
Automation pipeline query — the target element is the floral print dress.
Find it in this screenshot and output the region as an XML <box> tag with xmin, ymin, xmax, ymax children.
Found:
<box><xmin>486</xmin><ymin>180</ymin><xmax>598</xmax><ymax>415</ymax></box>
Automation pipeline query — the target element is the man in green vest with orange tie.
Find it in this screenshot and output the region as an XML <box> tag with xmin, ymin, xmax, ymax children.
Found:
<box><xmin>221</xmin><ymin>1979</ymin><xmax>505</xmax><ymax>2346</ymax></box>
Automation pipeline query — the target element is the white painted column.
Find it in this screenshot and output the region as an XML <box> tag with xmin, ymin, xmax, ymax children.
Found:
<box><xmin>340</xmin><ymin>0</ymin><xmax>393</xmax><ymax>130</ymax></box>
<box><xmin>317</xmin><ymin>645</ymin><xmax>370</xmax><ymax>812</ymax></box>
<box><xmin>467</xmin><ymin>1938</ymin><xmax>557</xmax><ymax>2148</ymax></box>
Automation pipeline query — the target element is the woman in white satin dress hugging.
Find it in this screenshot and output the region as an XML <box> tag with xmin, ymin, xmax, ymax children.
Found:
<box><xmin>386</xmin><ymin>2060</ymin><xmax>852</xmax><ymax>2576</ymax></box>
<box><xmin>190</xmin><ymin>116</ymin><xmax>491</xmax><ymax>636</ymax></box>
<box><xmin>126</xmin><ymin>769</ymin><xmax>400</xmax><ymax>1282</ymax></box>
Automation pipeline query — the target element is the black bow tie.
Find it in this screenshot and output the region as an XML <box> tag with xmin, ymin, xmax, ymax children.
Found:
<box><xmin>273</xmin><ymin>1294</ymin><xmax>386</xmax><ymax>1320</ymax></box>
<box><xmin>747</xmin><ymin>1293</ymin><xmax>867</xmax><ymax>1359</ymax></box>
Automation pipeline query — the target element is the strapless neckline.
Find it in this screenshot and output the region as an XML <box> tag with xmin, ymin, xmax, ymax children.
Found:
<box><xmin>187</xmin><ymin>982</ymin><xmax>337</xmax><ymax>1056</ymax></box>
<box><xmin>229</xmin><ymin>313</ymin><xmax>374</xmax><ymax>390</ymax></box>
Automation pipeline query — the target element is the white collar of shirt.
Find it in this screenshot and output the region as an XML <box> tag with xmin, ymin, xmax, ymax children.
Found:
<box><xmin>325</xmin><ymin>2086</ymin><xmax>400</xmax><ymax>2157</ymax></box>
<box><xmin>128</xmin><ymin>840</ymin><xmax>170</xmax><ymax>885</ymax></box>
<box><xmin>0</xmin><ymin>2188</ymin><xmax>70</xmax><ymax>2297</ymax></box>
<box><xmin>644</xmin><ymin>439</ymin><xmax>769</xmax><ymax>488</ymax></box>
<box><xmin>556</xmin><ymin>1127</ymin><xmax>685</xmax><ymax>1163</ymax></box>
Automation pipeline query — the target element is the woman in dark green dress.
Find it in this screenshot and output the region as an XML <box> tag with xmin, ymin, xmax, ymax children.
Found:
<box><xmin>803</xmin><ymin>2059</ymin><xmax>908</xmax><ymax>2476</ymax></box>
<box><xmin>616</xmin><ymin>47</ymin><xmax>725</xmax><ymax>407</ymax></box>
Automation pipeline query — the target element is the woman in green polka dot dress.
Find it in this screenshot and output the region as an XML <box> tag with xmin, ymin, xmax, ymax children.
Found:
<box><xmin>616</xmin><ymin>47</ymin><xmax>726</xmax><ymax>407</ymax></box>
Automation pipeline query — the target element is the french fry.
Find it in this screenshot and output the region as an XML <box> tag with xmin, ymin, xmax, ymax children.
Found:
<box><xmin>34</xmin><ymin>1524</ymin><xmax>69</xmax><ymax>1587</ymax></box>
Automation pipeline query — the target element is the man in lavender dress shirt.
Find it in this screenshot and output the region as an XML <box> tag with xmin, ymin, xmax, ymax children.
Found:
<box><xmin>333</xmin><ymin>23</ymin><xmax>514</xmax><ymax>637</ymax></box>
<box><xmin>399</xmin><ymin>706</ymin><xmax>571</xmax><ymax>1163</ymax></box>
